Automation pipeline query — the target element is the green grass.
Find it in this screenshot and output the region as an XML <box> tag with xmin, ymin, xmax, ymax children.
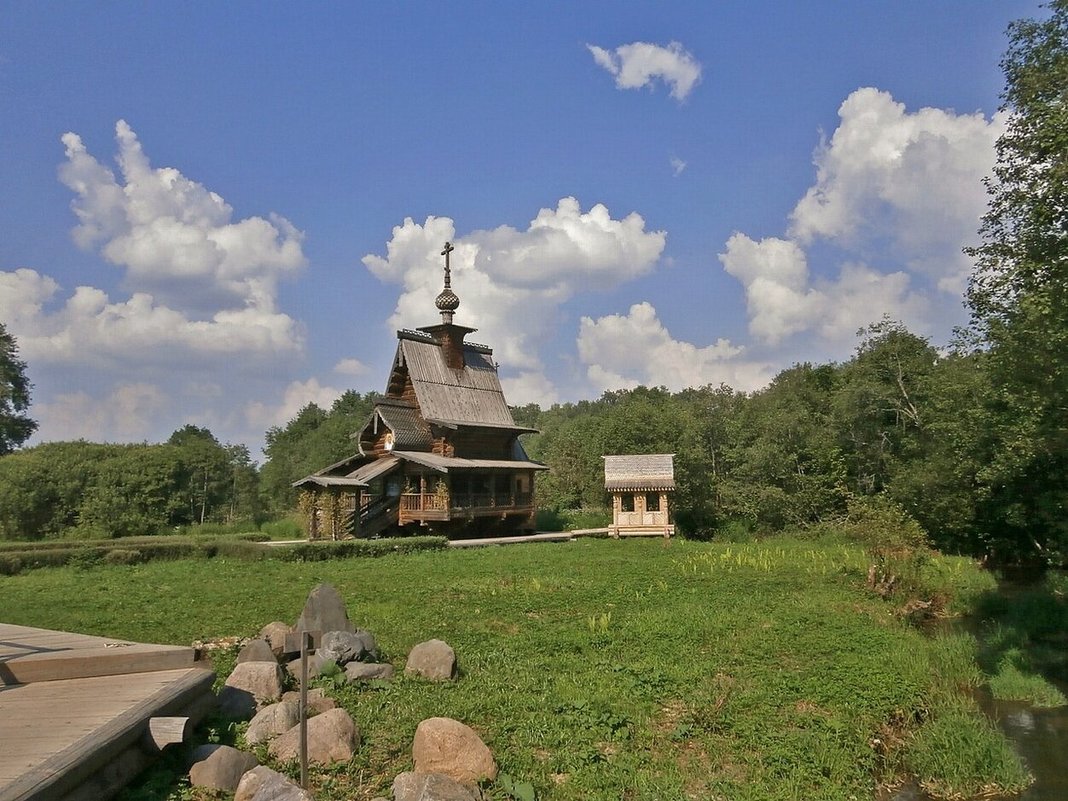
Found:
<box><xmin>0</xmin><ymin>537</ymin><xmax>1031</xmax><ymax>800</ymax></box>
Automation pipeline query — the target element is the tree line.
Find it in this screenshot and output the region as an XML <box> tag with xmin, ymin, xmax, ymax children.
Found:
<box><xmin>0</xmin><ymin>2</ymin><xmax>1064</xmax><ymax>563</ymax></box>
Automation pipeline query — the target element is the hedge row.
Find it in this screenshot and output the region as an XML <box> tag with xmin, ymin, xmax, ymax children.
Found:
<box><xmin>0</xmin><ymin>531</ymin><xmax>269</xmax><ymax>553</ymax></box>
<box><xmin>273</xmin><ymin>536</ymin><xmax>448</xmax><ymax>561</ymax></box>
<box><xmin>0</xmin><ymin>535</ymin><xmax>448</xmax><ymax>575</ymax></box>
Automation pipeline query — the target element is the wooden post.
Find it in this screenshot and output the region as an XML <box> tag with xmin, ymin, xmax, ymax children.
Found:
<box><xmin>143</xmin><ymin>716</ymin><xmax>191</xmax><ymax>751</ymax></box>
<box><xmin>299</xmin><ymin>631</ymin><xmax>311</xmax><ymax>789</ymax></box>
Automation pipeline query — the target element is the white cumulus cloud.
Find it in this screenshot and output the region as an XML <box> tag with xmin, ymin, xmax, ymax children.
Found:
<box><xmin>719</xmin><ymin>87</ymin><xmax>1002</xmax><ymax>351</ymax></box>
<box><xmin>362</xmin><ymin>197</ymin><xmax>666</xmax><ymax>373</ymax></box>
<box><xmin>500</xmin><ymin>371</ymin><xmax>560</xmax><ymax>408</ymax></box>
<box><xmin>789</xmin><ymin>88</ymin><xmax>1005</xmax><ymax>293</ymax></box>
<box><xmin>59</xmin><ymin>120</ymin><xmax>306</xmax><ymax>310</ymax></box>
<box><xmin>245</xmin><ymin>378</ymin><xmax>346</xmax><ymax>430</ymax></box>
<box><xmin>0</xmin><ymin>267</ymin><xmax>303</xmax><ymax>368</ymax></box>
<box><xmin>587</xmin><ymin>41</ymin><xmax>702</xmax><ymax>101</ymax></box>
<box><xmin>577</xmin><ymin>302</ymin><xmax>772</xmax><ymax>393</ymax></box>
<box><xmin>333</xmin><ymin>358</ymin><xmax>369</xmax><ymax>377</ymax></box>
<box><xmin>34</xmin><ymin>383</ymin><xmax>169</xmax><ymax>442</ymax></box>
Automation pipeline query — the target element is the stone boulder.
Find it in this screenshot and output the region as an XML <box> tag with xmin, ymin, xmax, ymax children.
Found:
<box><xmin>392</xmin><ymin>772</ymin><xmax>481</xmax><ymax>801</ymax></box>
<box><xmin>237</xmin><ymin>638</ymin><xmax>278</xmax><ymax>664</ymax></box>
<box><xmin>225</xmin><ymin>662</ymin><xmax>284</xmax><ymax>708</ymax></box>
<box><xmin>217</xmin><ymin>685</ymin><xmax>258</xmax><ymax>720</ymax></box>
<box><xmin>188</xmin><ymin>744</ymin><xmax>258</xmax><ymax>793</ymax></box>
<box><xmin>235</xmin><ymin>765</ymin><xmax>313</xmax><ymax>801</ymax></box>
<box><xmin>246</xmin><ymin>699</ymin><xmax>301</xmax><ymax>745</ymax></box>
<box><xmin>405</xmin><ymin>639</ymin><xmax>457</xmax><ymax>681</ymax></box>
<box><xmin>285</xmin><ymin>652</ymin><xmax>324</xmax><ymax>681</ymax></box>
<box><xmin>282</xmin><ymin>687</ymin><xmax>336</xmax><ymax>714</ymax></box>
<box><xmin>412</xmin><ymin>717</ymin><xmax>497</xmax><ymax>786</ymax></box>
<box><xmin>345</xmin><ymin>661</ymin><xmax>394</xmax><ymax>682</ymax></box>
<box><xmin>293</xmin><ymin>583</ymin><xmax>354</xmax><ymax>647</ymax></box>
<box><xmin>259</xmin><ymin>621</ymin><xmax>291</xmax><ymax>657</ymax></box>
<box><xmin>268</xmin><ymin>707</ymin><xmax>360</xmax><ymax>764</ymax></box>
<box><xmin>319</xmin><ymin>628</ymin><xmax>378</xmax><ymax>664</ymax></box>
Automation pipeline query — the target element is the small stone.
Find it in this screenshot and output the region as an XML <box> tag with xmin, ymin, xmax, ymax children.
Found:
<box><xmin>405</xmin><ymin>639</ymin><xmax>457</xmax><ymax>681</ymax></box>
<box><xmin>259</xmin><ymin>621</ymin><xmax>291</xmax><ymax>657</ymax></box>
<box><xmin>237</xmin><ymin>638</ymin><xmax>278</xmax><ymax>664</ymax></box>
<box><xmin>268</xmin><ymin>707</ymin><xmax>360</xmax><ymax>764</ymax></box>
<box><xmin>246</xmin><ymin>699</ymin><xmax>301</xmax><ymax>745</ymax></box>
<box><xmin>319</xmin><ymin>628</ymin><xmax>379</xmax><ymax>664</ymax></box>
<box><xmin>412</xmin><ymin>717</ymin><xmax>497</xmax><ymax>786</ymax></box>
<box><xmin>392</xmin><ymin>772</ymin><xmax>480</xmax><ymax>801</ymax></box>
<box><xmin>282</xmin><ymin>687</ymin><xmax>336</xmax><ymax>713</ymax></box>
<box><xmin>234</xmin><ymin>765</ymin><xmax>313</xmax><ymax>801</ymax></box>
<box><xmin>188</xmin><ymin>744</ymin><xmax>258</xmax><ymax>792</ymax></box>
<box><xmin>345</xmin><ymin>661</ymin><xmax>394</xmax><ymax>681</ymax></box>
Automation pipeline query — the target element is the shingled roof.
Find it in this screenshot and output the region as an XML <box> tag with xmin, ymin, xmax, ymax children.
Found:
<box><xmin>603</xmin><ymin>454</ymin><xmax>676</xmax><ymax>491</ymax></box>
<box><xmin>394</xmin><ymin>331</ymin><xmax>529</xmax><ymax>431</ymax></box>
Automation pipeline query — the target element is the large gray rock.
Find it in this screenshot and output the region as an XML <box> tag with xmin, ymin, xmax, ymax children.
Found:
<box><xmin>405</xmin><ymin>639</ymin><xmax>457</xmax><ymax>681</ymax></box>
<box><xmin>392</xmin><ymin>772</ymin><xmax>481</xmax><ymax>801</ymax></box>
<box><xmin>319</xmin><ymin>628</ymin><xmax>378</xmax><ymax>664</ymax></box>
<box><xmin>234</xmin><ymin>765</ymin><xmax>313</xmax><ymax>801</ymax></box>
<box><xmin>412</xmin><ymin>717</ymin><xmax>496</xmax><ymax>786</ymax></box>
<box><xmin>225</xmin><ymin>661</ymin><xmax>284</xmax><ymax>708</ymax></box>
<box><xmin>282</xmin><ymin>687</ymin><xmax>336</xmax><ymax>713</ymax></box>
<box><xmin>268</xmin><ymin>707</ymin><xmax>360</xmax><ymax>764</ymax></box>
<box><xmin>188</xmin><ymin>744</ymin><xmax>258</xmax><ymax>792</ymax></box>
<box><xmin>293</xmin><ymin>583</ymin><xmax>354</xmax><ymax>643</ymax></box>
<box><xmin>237</xmin><ymin>638</ymin><xmax>278</xmax><ymax>664</ymax></box>
<box><xmin>259</xmin><ymin>621</ymin><xmax>291</xmax><ymax>657</ymax></box>
<box><xmin>217</xmin><ymin>686</ymin><xmax>257</xmax><ymax>720</ymax></box>
<box><xmin>345</xmin><ymin>661</ymin><xmax>394</xmax><ymax>681</ymax></box>
<box><xmin>246</xmin><ymin>699</ymin><xmax>301</xmax><ymax>745</ymax></box>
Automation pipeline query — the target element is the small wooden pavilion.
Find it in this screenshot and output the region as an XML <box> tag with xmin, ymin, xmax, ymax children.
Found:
<box><xmin>603</xmin><ymin>453</ymin><xmax>675</xmax><ymax>538</ymax></box>
<box><xmin>293</xmin><ymin>242</ymin><xmax>547</xmax><ymax>539</ymax></box>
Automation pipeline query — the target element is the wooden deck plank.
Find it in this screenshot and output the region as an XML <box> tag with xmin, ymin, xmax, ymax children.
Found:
<box><xmin>0</xmin><ymin>667</ymin><xmax>215</xmax><ymax>801</ymax></box>
<box><xmin>0</xmin><ymin>623</ymin><xmax>195</xmax><ymax>685</ymax></box>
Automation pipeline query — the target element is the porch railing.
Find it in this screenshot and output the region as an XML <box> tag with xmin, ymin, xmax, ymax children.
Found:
<box><xmin>399</xmin><ymin>491</ymin><xmax>533</xmax><ymax>514</ymax></box>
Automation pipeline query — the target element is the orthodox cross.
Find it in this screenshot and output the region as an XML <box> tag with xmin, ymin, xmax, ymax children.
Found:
<box><xmin>441</xmin><ymin>241</ymin><xmax>454</xmax><ymax>288</ymax></box>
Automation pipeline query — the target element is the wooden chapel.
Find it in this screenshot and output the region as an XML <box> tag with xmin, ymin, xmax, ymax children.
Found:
<box><xmin>293</xmin><ymin>242</ymin><xmax>547</xmax><ymax>539</ymax></box>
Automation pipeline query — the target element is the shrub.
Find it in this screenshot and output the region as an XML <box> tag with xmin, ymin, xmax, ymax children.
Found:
<box><xmin>68</xmin><ymin>548</ymin><xmax>105</xmax><ymax>570</ymax></box>
<box><xmin>260</xmin><ymin>517</ymin><xmax>303</xmax><ymax>540</ymax></box>
<box><xmin>104</xmin><ymin>548</ymin><xmax>144</xmax><ymax>566</ymax></box>
<box><xmin>0</xmin><ymin>553</ymin><xmax>23</xmax><ymax>575</ymax></box>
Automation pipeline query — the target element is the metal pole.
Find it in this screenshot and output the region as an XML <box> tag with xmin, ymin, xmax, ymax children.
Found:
<box><xmin>299</xmin><ymin>631</ymin><xmax>310</xmax><ymax>788</ymax></box>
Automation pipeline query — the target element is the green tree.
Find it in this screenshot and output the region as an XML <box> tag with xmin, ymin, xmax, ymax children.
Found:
<box><xmin>167</xmin><ymin>425</ymin><xmax>231</xmax><ymax>524</ymax></box>
<box><xmin>0</xmin><ymin>323</ymin><xmax>37</xmax><ymax>454</ymax></box>
<box><xmin>965</xmin><ymin>0</ymin><xmax>1068</xmax><ymax>562</ymax></box>
<box><xmin>720</xmin><ymin>364</ymin><xmax>846</xmax><ymax>529</ymax></box>
<box><xmin>834</xmin><ymin>321</ymin><xmax>938</xmax><ymax>496</ymax></box>
<box><xmin>259</xmin><ymin>392</ymin><xmax>378</xmax><ymax>512</ymax></box>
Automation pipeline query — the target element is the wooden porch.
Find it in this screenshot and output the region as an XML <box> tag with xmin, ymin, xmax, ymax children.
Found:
<box><xmin>0</xmin><ymin>623</ymin><xmax>215</xmax><ymax>801</ymax></box>
<box><xmin>398</xmin><ymin>491</ymin><xmax>534</xmax><ymax>523</ymax></box>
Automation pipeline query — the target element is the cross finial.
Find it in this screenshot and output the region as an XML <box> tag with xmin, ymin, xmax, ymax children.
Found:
<box><xmin>435</xmin><ymin>241</ymin><xmax>460</xmax><ymax>323</ymax></box>
<box><xmin>441</xmin><ymin>241</ymin><xmax>454</xmax><ymax>288</ymax></box>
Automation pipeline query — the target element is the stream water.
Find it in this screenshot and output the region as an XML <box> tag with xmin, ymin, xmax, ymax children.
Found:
<box><xmin>977</xmin><ymin>691</ymin><xmax>1068</xmax><ymax>800</ymax></box>
<box><xmin>890</xmin><ymin>574</ymin><xmax>1068</xmax><ymax>801</ymax></box>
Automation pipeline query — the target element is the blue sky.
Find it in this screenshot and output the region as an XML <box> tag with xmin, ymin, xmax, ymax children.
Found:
<box><xmin>0</xmin><ymin>2</ymin><xmax>1041</xmax><ymax>456</ymax></box>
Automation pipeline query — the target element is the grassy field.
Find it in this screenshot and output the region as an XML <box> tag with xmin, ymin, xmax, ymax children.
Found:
<box><xmin>0</xmin><ymin>536</ymin><xmax>1032</xmax><ymax>800</ymax></box>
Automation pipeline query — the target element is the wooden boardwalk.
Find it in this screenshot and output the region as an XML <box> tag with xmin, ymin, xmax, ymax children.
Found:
<box><xmin>0</xmin><ymin>623</ymin><xmax>215</xmax><ymax>801</ymax></box>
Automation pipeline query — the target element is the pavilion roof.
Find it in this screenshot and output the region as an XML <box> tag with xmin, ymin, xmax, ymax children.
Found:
<box><xmin>603</xmin><ymin>453</ymin><xmax>676</xmax><ymax>491</ymax></box>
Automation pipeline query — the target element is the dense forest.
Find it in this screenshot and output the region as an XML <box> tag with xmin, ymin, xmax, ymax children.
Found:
<box><xmin>0</xmin><ymin>2</ymin><xmax>1065</xmax><ymax>566</ymax></box>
